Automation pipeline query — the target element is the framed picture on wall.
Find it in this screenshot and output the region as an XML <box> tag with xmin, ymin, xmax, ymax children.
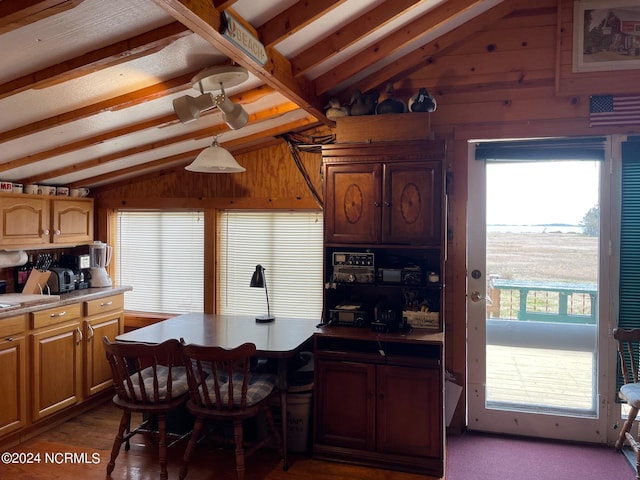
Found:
<box><xmin>573</xmin><ymin>0</ymin><xmax>640</xmax><ymax>72</ymax></box>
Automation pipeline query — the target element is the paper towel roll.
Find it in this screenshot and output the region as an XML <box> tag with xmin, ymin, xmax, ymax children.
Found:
<box><xmin>0</xmin><ymin>250</ymin><xmax>28</xmax><ymax>268</ymax></box>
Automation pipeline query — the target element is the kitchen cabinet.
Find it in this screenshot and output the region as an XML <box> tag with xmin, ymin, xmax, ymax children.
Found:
<box><xmin>0</xmin><ymin>315</ymin><xmax>27</xmax><ymax>437</ymax></box>
<box><xmin>0</xmin><ymin>193</ymin><xmax>93</xmax><ymax>248</ymax></box>
<box><xmin>323</xmin><ymin>141</ymin><xmax>444</xmax><ymax>246</ymax></box>
<box><xmin>29</xmin><ymin>303</ymin><xmax>83</xmax><ymax>421</ymax></box>
<box><xmin>51</xmin><ymin>198</ymin><xmax>94</xmax><ymax>245</ymax></box>
<box><xmin>313</xmin><ymin>333</ymin><xmax>444</xmax><ymax>476</ymax></box>
<box><xmin>83</xmin><ymin>294</ymin><xmax>124</xmax><ymax>396</ymax></box>
<box><xmin>0</xmin><ymin>196</ymin><xmax>49</xmax><ymax>247</ymax></box>
<box><xmin>0</xmin><ymin>288</ymin><xmax>129</xmax><ymax>447</ymax></box>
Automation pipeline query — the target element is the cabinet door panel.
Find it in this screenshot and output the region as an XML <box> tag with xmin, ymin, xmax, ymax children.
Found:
<box><xmin>0</xmin><ymin>197</ymin><xmax>49</xmax><ymax>246</ymax></box>
<box><xmin>31</xmin><ymin>322</ymin><xmax>82</xmax><ymax>421</ymax></box>
<box><xmin>325</xmin><ymin>164</ymin><xmax>381</xmax><ymax>244</ymax></box>
<box><xmin>84</xmin><ymin>313</ymin><xmax>122</xmax><ymax>396</ymax></box>
<box><xmin>383</xmin><ymin>162</ymin><xmax>441</xmax><ymax>245</ymax></box>
<box><xmin>51</xmin><ymin>199</ymin><xmax>93</xmax><ymax>244</ymax></box>
<box><xmin>0</xmin><ymin>336</ymin><xmax>27</xmax><ymax>436</ymax></box>
<box><xmin>376</xmin><ymin>364</ymin><xmax>442</xmax><ymax>457</ymax></box>
<box><xmin>316</xmin><ymin>360</ymin><xmax>375</xmax><ymax>450</ymax></box>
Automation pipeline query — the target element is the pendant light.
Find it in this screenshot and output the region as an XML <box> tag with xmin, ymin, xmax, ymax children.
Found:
<box><xmin>185</xmin><ymin>137</ymin><xmax>245</xmax><ymax>173</ymax></box>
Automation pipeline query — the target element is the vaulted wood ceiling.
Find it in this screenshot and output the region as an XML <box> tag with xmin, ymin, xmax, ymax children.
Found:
<box><xmin>0</xmin><ymin>0</ymin><xmax>520</xmax><ymax>190</ymax></box>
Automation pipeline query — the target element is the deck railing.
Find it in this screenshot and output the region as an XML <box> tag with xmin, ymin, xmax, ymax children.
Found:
<box><xmin>487</xmin><ymin>277</ymin><xmax>597</xmax><ymax>324</ymax></box>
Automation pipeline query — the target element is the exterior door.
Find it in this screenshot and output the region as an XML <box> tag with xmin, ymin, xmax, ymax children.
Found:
<box><xmin>466</xmin><ymin>142</ymin><xmax>611</xmax><ymax>442</ymax></box>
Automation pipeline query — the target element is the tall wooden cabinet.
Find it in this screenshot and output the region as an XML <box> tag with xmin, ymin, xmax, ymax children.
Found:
<box><xmin>314</xmin><ymin>140</ymin><xmax>446</xmax><ymax>477</ymax></box>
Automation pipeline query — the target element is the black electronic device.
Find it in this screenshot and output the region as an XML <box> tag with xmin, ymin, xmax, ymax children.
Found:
<box><xmin>328</xmin><ymin>303</ymin><xmax>369</xmax><ymax>327</ymax></box>
<box><xmin>377</xmin><ymin>265</ymin><xmax>423</xmax><ymax>285</ymax></box>
<box><xmin>332</xmin><ymin>252</ymin><xmax>375</xmax><ymax>284</ymax></box>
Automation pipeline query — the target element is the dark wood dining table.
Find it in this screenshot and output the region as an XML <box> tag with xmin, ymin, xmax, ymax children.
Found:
<box><xmin>116</xmin><ymin>313</ymin><xmax>321</xmax><ymax>469</ymax></box>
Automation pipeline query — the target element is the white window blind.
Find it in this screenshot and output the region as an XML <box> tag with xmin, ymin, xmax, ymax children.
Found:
<box><xmin>218</xmin><ymin>211</ymin><xmax>323</xmax><ymax>320</ymax></box>
<box><xmin>116</xmin><ymin>211</ymin><xmax>204</xmax><ymax>314</ymax></box>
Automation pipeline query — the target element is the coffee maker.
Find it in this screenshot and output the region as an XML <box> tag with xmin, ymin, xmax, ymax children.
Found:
<box><xmin>88</xmin><ymin>241</ymin><xmax>112</xmax><ymax>287</ymax></box>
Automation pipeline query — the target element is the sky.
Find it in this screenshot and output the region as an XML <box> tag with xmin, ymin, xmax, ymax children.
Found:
<box><xmin>486</xmin><ymin>161</ymin><xmax>600</xmax><ymax>226</ymax></box>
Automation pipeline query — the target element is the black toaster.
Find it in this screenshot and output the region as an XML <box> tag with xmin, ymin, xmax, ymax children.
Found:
<box><xmin>47</xmin><ymin>267</ymin><xmax>76</xmax><ymax>294</ymax></box>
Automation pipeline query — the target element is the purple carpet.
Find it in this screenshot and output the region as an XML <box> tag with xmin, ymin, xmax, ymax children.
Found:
<box><xmin>446</xmin><ymin>431</ymin><xmax>635</xmax><ymax>480</ymax></box>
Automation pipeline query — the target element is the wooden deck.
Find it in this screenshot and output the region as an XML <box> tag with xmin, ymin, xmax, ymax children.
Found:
<box><xmin>486</xmin><ymin>345</ymin><xmax>595</xmax><ymax>413</ymax></box>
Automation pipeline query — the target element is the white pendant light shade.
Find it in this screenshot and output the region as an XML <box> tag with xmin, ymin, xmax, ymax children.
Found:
<box><xmin>185</xmin><ymin>138</ymin><xmax>245</xmax><ymax>173</ymax></box>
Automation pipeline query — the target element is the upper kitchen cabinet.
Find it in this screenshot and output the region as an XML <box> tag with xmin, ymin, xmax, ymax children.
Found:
<box><xmin>323</xmin><ymin>141</ymin><xmax>445</xmax><ymax>246</ymax></box>
<box><xmin>0</xmin><ymin>194</ymin><xmax>93</xmax><ymax>249</ymax></box>
<box><xmin>0</xmin><ymin>195</ymin><xmax>49</xmax><ymax>247</ymax></box>
<box><xmin>50</xmin><ymin>198</ymin><xmax>94</xmax><ymax>245</ymax></box>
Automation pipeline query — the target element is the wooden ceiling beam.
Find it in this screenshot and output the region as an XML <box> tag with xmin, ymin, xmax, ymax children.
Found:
<box><xmin>291</xmin><ymin>0</ymin><xmax>422</xmax><ymax>78</ymax></box>
<box><xmin>0</xmin><ymin>71</ymin><xmax>200</xmax><ymax>143</ymax></box>
<box><xmin>151</xmin><ymin>0</ymin><xmax>330</xmax><ymax>125</ymax></box>
<box><xmin>354</xmin><ymin>0</ymin><xmax>528</xmax><ymax>95</ymax></box>
<box><xmin>314</xmin><ymin>0</ymin><xmax>486</xmax><ymax>95</ymax></box>
<box><xmin>0</xmin><ymin>0</ymin><xmax>84</xmax><ymax>33</ymax></box>
<box><xmin>20</xmin><ymin>101</ymin><xmax>304</xmax><ymax>184</ymax></box>
<box><xmin>70</xmin><ymin>116</ymin><xmax>319</xmax><ymax>188</ymax></box>
<box><xmin>0</xmin><ymin>85</ymin><xmax>277</xmax><ymax>172</ymax></box>
<box><xmin>257</xmin><ymin>0</ymin><xmax>346</xmax><ymax>49</ymax></box>
<box><xmin>0</xmin><ymin>21</ymin><xmax>191</xmax><ymax>100</ymax></box>
<box><xmin>212</xmin><ymin>0</ymin><xmax>239</xmax><ymax>11</ymax></box>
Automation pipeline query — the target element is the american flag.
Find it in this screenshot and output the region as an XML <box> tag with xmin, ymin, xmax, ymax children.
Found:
<box><xmin>589</xmin><ymin>94</ymin><xmax>640</xmax><ymax>127</ymax></box>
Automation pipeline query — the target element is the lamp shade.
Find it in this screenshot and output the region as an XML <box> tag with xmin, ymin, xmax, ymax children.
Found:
<box><xmin>172</xmin><ymin>93</ymin><xmax>215</xmax><ymax>123</ymax></box>
<box><xmin>185</xmin><ymin>138</ymin><xmax>245</xmax><ymax>173</ymax></box>
<box><xmin>250</xmin><ymin>264</ymin><xmax>266</xmax><ymax>288</ymax></box>
<box><xmin>218</xmin><ymin>97</ymin><xmax>249</xmax><ymax>130</ymax></box>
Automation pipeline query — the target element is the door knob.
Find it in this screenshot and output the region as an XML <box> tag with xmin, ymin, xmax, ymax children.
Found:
<box><xmin>470</xmin><ymin>291</ymin><xmax>493</xmax><ymax>304</ymax></box>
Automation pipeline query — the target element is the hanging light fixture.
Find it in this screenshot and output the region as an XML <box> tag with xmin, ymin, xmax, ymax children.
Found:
<box><xmin>172</xmin><ymin>65</ymin><xmax>249</xmax><ymax>129</ymax></box>
<box><xmin>184</xmin><ymin>137</ymin><xmax>245</xmax><ymax>173</ymax></box>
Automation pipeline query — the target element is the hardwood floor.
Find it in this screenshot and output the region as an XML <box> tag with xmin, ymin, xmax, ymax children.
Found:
<box><xmin>0</xmin><ymin>400</ymin><xmax>440</xmax><ymax>480</ymax></box>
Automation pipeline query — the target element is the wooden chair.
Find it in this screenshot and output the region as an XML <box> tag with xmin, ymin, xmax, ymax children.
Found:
<box><xmin>179</xmin><ymin>341</ymin><xmax>283</xmax><ymax>480</ymax></box>
<box><xmin>103</xmin><ymin>336</ymin><xmax>190</xmax><ymax>480</ymax></box>
<box><xmin>613</xmin><ymin>327</ymin><xmax>640</xmax><ymax>480</ymax></box>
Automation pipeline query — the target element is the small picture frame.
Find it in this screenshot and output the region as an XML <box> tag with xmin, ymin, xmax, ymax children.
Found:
<box><xmin>573</xmin><ymin>0</ymin><xmax>640</xmax><ymax>73</ymax></box>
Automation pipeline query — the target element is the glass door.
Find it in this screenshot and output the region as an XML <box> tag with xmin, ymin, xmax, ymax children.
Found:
<box><xmin>467</xmin><ymin>142</ymin><xmax>610</xmax><ymax>442</ymax></box>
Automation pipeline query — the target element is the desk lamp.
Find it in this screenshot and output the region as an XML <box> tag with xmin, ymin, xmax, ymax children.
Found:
<box><xmin>250</xmin><ymin>264</ymin><xmax>275</xmax><ymax>323</ymax></box>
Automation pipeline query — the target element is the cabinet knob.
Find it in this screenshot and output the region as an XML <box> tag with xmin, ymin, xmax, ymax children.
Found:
<box><xmin>373</xmin><ymin>202</ymin><xmax>380</xmax><ymax>208</ymax></box>
<box><xmin>50</xmin><ymin>310</ymin><xmax>66</xmax><ymax>318</ymax></box>
<box><xmin>43</xmin><ymin>229</ymin><xmax>50</xmax><ymax>235</ymax></box>
<box><xmin>86</xmin><ymin>324</ymin><xmax>94</xmax><ymax>341</ymax></box>
<box><xmin>54</xmin><ymin>229</ymin><xmax>61</xmax><ymax>236</ymax></box>
<box><xmin>384</xmin><ymin>201</ymin><xmax>391</xmax><ymax>207</ymax></box>
<box><xmin>75</xmin><ymin>327</ymin><xmax>83</xmax><ymax>345</ymax></box>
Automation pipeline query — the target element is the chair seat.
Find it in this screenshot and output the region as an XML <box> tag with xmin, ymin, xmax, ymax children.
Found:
<box><xmin>197</xmin><ymin>372</ymin><xmax>277</xmax><ymax>407</ymax></box>
<box><xmin>620</xmin><ymin>383</ymin><xmax>640</xmax><ymax>408</ymax></box>
<box><xmin>125</xmin><ymin>365</ymin><xmax>190</xmax><ymax>402</ymax></box>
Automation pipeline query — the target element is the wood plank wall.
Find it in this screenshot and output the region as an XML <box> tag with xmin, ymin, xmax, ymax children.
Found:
<box><xmin>93</xmin><ymin>0</ymin><xmax>640</xmax><ymax>432</ymax></box>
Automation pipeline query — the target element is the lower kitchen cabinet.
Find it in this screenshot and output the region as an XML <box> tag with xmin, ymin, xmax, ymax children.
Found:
<box><xmin>0</xmin><ymin>290</ymin><xmax>128</xmax><ymax>447</ymax></box>
<box><xmin>0</xmin><ymin>315</ymin><xmax>27</xmax><ymax>437</ymax></box>
<box><xmin>30</xmin><ymin>313</ymin><xmax>83</xmax><ymax>421</ymax></box>
<box><xmin>84</xmin><ymin>294</ymin><xmax>124</xmax><ymax>396</ymax></box>
<box><xmin>313</xmin><ymin>330</ymin><xmax>444</xmax><ymax>477</ymax></box>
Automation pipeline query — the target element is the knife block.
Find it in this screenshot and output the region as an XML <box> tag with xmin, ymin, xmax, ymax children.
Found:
<box><xmin>22</xmin><ymin>269</ymin><xmax>52</xmax><ymax>295</ymax></box>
